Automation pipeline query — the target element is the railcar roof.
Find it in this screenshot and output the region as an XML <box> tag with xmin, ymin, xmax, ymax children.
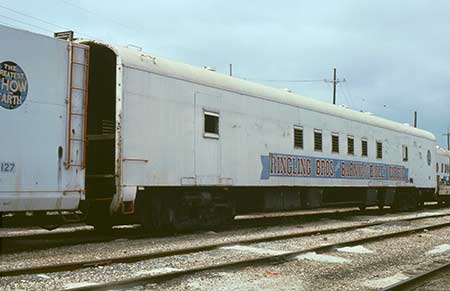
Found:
<box><xmin>90</xmin><ymin>41</ymin><xmax>436</xmax><ymax>141</ymax></box>
<box><xmin>437</xmin><ymin>147</ymin><xmax>450</xmax><ymax>156</ymax></box>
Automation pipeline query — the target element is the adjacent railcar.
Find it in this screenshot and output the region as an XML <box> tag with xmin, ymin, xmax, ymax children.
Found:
<box><xmin>80</xmin><ymin>40</ymin><xmax>437</xmax><ymax>231</ymax></box>
<box><xmin>436</xmin><ymin>147</ymin><xmax>450</xmax><ymax>200</ymax></box>
<box><xmin>0</xmin><ymin>25</ymin><xmax>87</xmax><ymax>218</ymax></box>
<box><xmin>436</xmin><ymin>147</ymin><xmax>450</xmax><ymax>183</ymax></box>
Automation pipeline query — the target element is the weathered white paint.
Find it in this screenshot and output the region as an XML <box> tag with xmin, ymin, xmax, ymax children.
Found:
<box><xmin>0</xmin><ymin>25</ymin><xmax>86</xmax><ymax>212</ymax></box>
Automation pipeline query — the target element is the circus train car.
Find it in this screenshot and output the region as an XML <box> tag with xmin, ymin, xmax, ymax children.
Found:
<box><xmin>436</xmin><ymin>146</ymin><xmax>450</xmax><ymax>202</ymax></box>
<box><xmin>0</xmin><ymin>25</ymin><xmax>87</xmax><ymax>225</ymax></box>
<box><xmin>79</xmin><ymin>39</ymin><xmax>437</xmax><ymax>231</ymax></box>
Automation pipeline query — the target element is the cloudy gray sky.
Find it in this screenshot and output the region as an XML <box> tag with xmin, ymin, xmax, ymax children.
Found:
<box><xmin>1</xmin><ymin>0</ymin><xmax>449</xmax><ymax>146</ymax></box>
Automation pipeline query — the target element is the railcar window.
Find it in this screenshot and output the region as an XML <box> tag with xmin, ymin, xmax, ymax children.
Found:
<box><xmin>361</xmin><ymin>139</ymin><xmax>368</xmax><ymax>157</ymax></box>
<box><xmin>332</xmin><ymin>133</ymin><xmax>339</xmax><ymax>153</ymax></box>
<box><xmin>204</xmin><ymin>111</ymin><xmax>219</xmax><ymax>138</ymax></box>
<box><xmin>442</xmin><ymin>163</ymin><xmax>444</xmax><ymax>173</ymax></box>
<box><xmin>294</xmin><ymin>126</ymin><xmax>303</xmax><ymax>149</ymax></box>
<box><xmin>314</xmin><ymin>130</ymin><xmax>322</xmax><ymax>151</ymax></box>
<box><xmin>347</xmin><ymin>136</ymin><xmax>354</xmax><ymax>155</ymax></box>
<box><xmin>376</xmin><ymin>142</ymin><xmax>383</xmax><ymax>159</ymax></box>
<box><xmin>402</xmin><ymin>145</ymin><xmax>408</xmax><ymax>161</ymax></box>
<box><xmin>437</xmin><ymin>162</ymin><xmax>439</xmax><ymax>173</ymax></box>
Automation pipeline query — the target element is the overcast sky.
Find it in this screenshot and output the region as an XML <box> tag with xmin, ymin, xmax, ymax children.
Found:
<box><xmin>1</xmin><ymin>0</ymin><xmax>449</xmax><ymax>146</ymax></box>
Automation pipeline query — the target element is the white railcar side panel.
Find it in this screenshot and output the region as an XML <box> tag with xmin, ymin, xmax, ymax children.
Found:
<box><xmin>0</xmin><ymin>25</ymin><xmax>85</xmax><ymax>212</ymax></box>
<box><xmin>118</xmin><ymin>63</ymin><xmax>435</xmax><ymax>190</ymax></box>
<box><xmin>436</xmin><ymin>147</ymin><xmax>450</xmax><ymax>182</ymax></box>
<box><xmin>120</xmin><ymin>67</ymin><xmax>195</xmax><ymax>186</ymax></box>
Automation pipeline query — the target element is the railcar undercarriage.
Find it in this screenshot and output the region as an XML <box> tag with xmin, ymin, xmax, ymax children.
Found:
<box><xmin>128</xmin><ymin>186</ymin><xmax>438</xmax><ymax>233</ymax></box>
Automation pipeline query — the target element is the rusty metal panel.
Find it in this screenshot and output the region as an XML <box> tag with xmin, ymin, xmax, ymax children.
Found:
<box><xmin>0</xmin><ymin>25</ymin><xmax>85</xmax><ymax>212</ymax></box>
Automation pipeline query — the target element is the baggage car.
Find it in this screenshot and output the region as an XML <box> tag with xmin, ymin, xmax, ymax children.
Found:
<box><xmin>78</xmin><ymin>39</ymin><xmax>437</xmax><ymax>230</ymax></box>
<box><xmin>0</xmin><ymin>25</ymin><xmax>88</xmax><ymax>222</ymax></box>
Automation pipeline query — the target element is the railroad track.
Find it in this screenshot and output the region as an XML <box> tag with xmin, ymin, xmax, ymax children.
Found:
<box><xmin>2</xmin><ymin>211</ymin><xmax>449</xmax><ymax>278</ymax></box>
<box><xmin>380</xmin><ymin>260</ymin><xmax>450</xmax><ymax>291</ymax></box>
<box><xmin>58</xmin><ymin>217</ymin><xmax>450</xmax><ymax>291</ymax></box>
<box><xmin>0</xmin><ymin>207</ymin><xmax>392</xmax><ymax>254</ymax></box>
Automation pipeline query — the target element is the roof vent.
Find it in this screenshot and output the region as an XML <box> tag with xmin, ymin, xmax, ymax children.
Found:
<box><xmin>203</xmin><ymin>66</ymin><xmax>216</xmax><ymax>72</ymax></box>
<box><xmin>282</xmin><ymin>88</ymin><xmax>292</xmax><ymax>93</ymax></box>
<box><xmin>403</xmin><ymin>123</ymin><xmax>411</xmax><ymax>126</ymax></box>
<box><xmin>54</xmin><ymin>31</ymin><xmax>74</xmax><ymax>41</ymax></box>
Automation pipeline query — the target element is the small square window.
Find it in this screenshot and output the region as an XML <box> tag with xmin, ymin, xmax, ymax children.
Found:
<box><xmin>294</xmin><ymin>126</ymin><xmax>303</xmax><ymax>149</ymax></box>
<box><xmin>332</xmin><ymin>133</ymin><xmax>339</xmax><ymax>153</ymax></box>
<box><xmin>314</xmin><ymin>130</ymin><xmax>322</xmax><ymax>151</ymax></box>
<box><xmin>361</xmin><ymin>139</ymin><xmax>368</xmax><ymax>157</ymax></box>
<box><xmin>402</xmin><ymin>145</ymin><xmax>408</xmax><ymax>161</ymax></box>
<box><xmin>347</xmin><ymin>136</ymin><xmax>354</xmax><ymax>155</ymax></box>
<box><xmin>376</xmin><ymin>141</ymin><xmax>383</xmax><ymax>159</ymax></box>
<box><xmin>204</xmin><ymin>111</ymin><xmax>219</xmax><ymax>138</ymax></box>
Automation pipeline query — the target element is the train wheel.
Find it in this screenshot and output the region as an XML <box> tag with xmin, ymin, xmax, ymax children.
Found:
<box><xmin>160</xmin><ymin>204</ymin><xmax>177</xmax><ymax>233</ymax></box>
<box><xmin>406</xmin><ymin>192</ymin><xmax>418</xmax><ymax>211</ymax></box>
<box><xmin>136</xmin><ymin>192</ymin><xmax>161</xmax><ymax>233</ymax></box>
<box><xmin>444</xmin><ymin>196</ymin><xmax>450</xmax><ymax>207</ymax></box>
<box><xmin>137</xmin><ymin>192</ymin><xmax>179</xmax><ymax>234</ymax></box>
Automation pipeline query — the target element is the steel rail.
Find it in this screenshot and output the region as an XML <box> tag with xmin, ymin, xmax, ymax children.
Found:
<box><xmin>0</xmin><ymin>207</ymin><xmax>382</xmax><ymax>253</ymax></box>
<box><xmin>2</xmin><ymin>212</ymin><xmax>449</xmax><ymax>277</ymax></box>
<box><xmin>379</xmin><ymin>260</ymin><xmax>450</xmax><ymax>291</ymax></box>
<box><xmin>63</xmin><ymin>220</ymin><xmax>450</xmax><ymax>291</ymax></box>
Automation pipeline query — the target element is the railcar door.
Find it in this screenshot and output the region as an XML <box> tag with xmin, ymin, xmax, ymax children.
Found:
<box><xmin>84</xmin><ymin>43</ymin><xmax>117</xmax><ymax>228</ymax></box>
<box><xmin>194</xmin><ymin>92</ymin><xmax>221</xmax><ymax>185</ymax></box>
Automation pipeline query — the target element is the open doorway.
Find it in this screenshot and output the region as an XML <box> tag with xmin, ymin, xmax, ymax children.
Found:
<box><xmin>85</xmin><ymin>43</ymin><xmax>116</xmax><ymax>207</ymax></box>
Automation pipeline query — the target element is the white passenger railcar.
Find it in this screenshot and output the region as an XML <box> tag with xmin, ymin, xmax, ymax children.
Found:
<box><xmin>436</xmin><ymin>147</ymin><xmax>450</xmax><ymax>198</ymax></box>
<box><xmin>436</xmin><ymin>147</ymin><xmax>450</xmax><ymax>182</ymax></box>
<box><xmin>0</xmin><ymin>25</ymin><xmax>87</xmax><ymax>217</ymax></box>
<box><xmin>79</xmin><ymin>39</ymin><xmax>437</xmax><ymax>230</ymax></box>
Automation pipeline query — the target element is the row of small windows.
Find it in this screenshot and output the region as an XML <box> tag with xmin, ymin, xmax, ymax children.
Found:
<box><xmin>437</xmin><ymin>163</ymin><xmax>450</xmax><ymax>174</ymax></box>
<box><xmin>203</xmin><ymin>113</ymin><xmax>410</xmax><ymax>163</ymax></box>
<box><xmin>293</xmin><ymin>127</ymin><xmax>411</xmax><ymax>161</ymax></box>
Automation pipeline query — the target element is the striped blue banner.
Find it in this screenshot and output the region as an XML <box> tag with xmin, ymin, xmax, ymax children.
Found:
<box><xmin>260</xmin><ymin>152</ymin><xmax>409</xmax><ymax>182</ymax></box>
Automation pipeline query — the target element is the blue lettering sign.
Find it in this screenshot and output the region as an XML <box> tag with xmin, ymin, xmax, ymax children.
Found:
<box><xmin>261</xmin><ymin>153</ymin><xmax>408</xmax><ymax>182</ymax></box>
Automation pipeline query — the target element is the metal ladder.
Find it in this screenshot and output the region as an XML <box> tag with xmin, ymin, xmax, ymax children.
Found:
<box><xmin>66</xmin><ymin>43</ymin><xmax>90</xmax><ymax>169</ymax></box>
